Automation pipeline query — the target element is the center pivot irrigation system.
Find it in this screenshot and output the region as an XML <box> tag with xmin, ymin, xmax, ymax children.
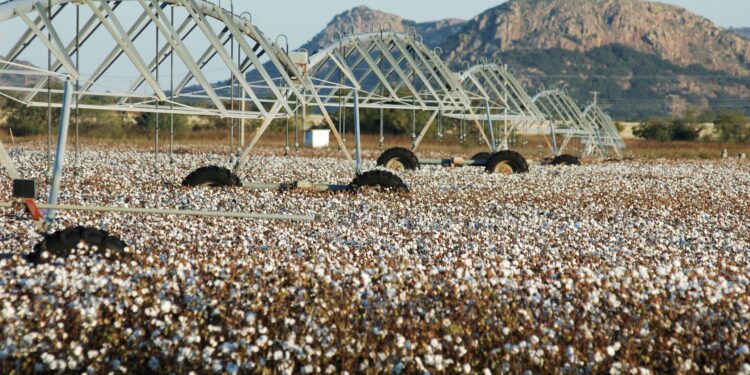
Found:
<box><xmin>371</xmin><ymin>58</ymin><xmax>626</xmax><ymax>174</ymax></box>
<box><xmin>0</xmin><ymin>0</ymin><xmax>625</xmax><ymax>263</ymax></box>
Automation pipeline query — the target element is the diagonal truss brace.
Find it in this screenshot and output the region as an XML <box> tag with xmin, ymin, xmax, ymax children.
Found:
<box><xmin>135</xmin><ymin>0</ymin><xmax>225</xmax><ymax>112</ymax></box>
<box><xmin>17</xmin><ymin>2</ymin><xmax>78</xmax><ymax>79</ymax></box>
<box><xmin>180</xmin><ymin>0</ymin><xmax>271</xmax><ymax>115</ymax></box>
<box><xmin>84</xmin><ymin>0</ymin><xmax>166</xmax><ymax>100</ymax></box>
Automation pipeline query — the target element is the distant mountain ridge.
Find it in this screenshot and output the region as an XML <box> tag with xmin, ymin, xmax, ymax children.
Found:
<box><xmin>730</xmin><ymin>27</ymin><xmax>750</xmax><ymax>40</ymax></box>
<box><xmin>300</xmin><ymin>1</ymin><xmax>750</xmax><ymax>119</ymax></box>
<box><xmin>300</xmin><ymin>6</ymin><xmax>465</xmax><ymax>53</ymax></box>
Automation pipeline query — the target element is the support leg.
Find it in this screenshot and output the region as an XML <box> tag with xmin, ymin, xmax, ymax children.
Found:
<box><xmin>45</xmin><ymin>80</ymin><xmax>73</xmax><ymax>225</ymax></box>
<box><xmin>354</xmin><ymin>90</ymin><xmax>362</xmax><ymax>174</ymax></box>
<box><xmin>485</xmin><ymin>99</ymin><xmax>497</xmax><ymax>152</ymax></box>
<box><xmin>0</xmin><ymin>138</ymin><xmax>20</xmax><ymax>180</ymax></box>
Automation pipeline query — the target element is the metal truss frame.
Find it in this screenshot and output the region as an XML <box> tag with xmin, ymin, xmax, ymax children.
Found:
<box><xmin>0</xmin><ymin>0</ymin><xmax>359</xmax><ymax>175</ymax></box>
<box><xmin>301</xmin><ymin>31</ymin><xmax>494</xmax><ymax>153</ymax></box>
<box><xmin>0</xmin><ymin>0</ymin><xmax>625</xmax><ymax>177</ymax></box>
<box><xmin>583</xmin><ymin>102</ymin><xmax>625</xmax><ymax>157</ymax></box>
<box><xmin>532</xmin><ymin>89</ymin><xmax>609</xmax><ymax>157</ymax></box>
<box><xmin>455</xmin><ymin>62</ymin><xmax>626</xmax><ymax>159</ymax></box>
<box><xmin>0</xmin><ymin>59</ymin><xmax>314</xmax><ymax>228</ymax></box>
<box><xmin>455</xmin><ymin>62</ymin><xmax>547</xmax><ymax>151</ymax></box>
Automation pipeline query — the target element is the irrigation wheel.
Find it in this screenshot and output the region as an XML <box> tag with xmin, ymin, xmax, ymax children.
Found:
<box><xmin>28</xmin><ymin>226</ymin><xmax>128</xmax><ymax>264</ymax></box>
<box><xmin>376</xmin><ymin>147</ymin><xmax>419</xmax><ymax>171</ymax></box>
<box><xmin>471</xmin><ymin>152</ymin><xmax>492</xmax><ymax>161</ymax></box>
<box><xmin>550</xmin><ymin>154</ymin><xmax>581</xmax><ymax>166</ymax></box>
<box><xmin>485</xmin><ymin>151</ymin><xmax>529</xmax><ymax>174</ymax></box>
<box><xmin>183</xmin><ymin>166</ymin><xmax>242</xmax><ymax>187</ymax></box>
<box><xmin>350</xmin><ymin>170</ymin><xmax>410</xmax><ymax>192</ymax></box>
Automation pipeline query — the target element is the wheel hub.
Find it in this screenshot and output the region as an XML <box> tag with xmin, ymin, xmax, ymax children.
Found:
<box><xmin>385</xmin><ymin>158</ymin><xmax>406</xmax><ymax>171</ymax></box>
<box><xmin>493</xmin><ymin>161</ymin><xmax>514</xmax><ymax>175</ymax></box>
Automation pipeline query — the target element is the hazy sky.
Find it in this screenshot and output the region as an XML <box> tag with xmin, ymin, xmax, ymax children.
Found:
<box><xmin>242</xmin><ymin>0</ymin><xmax>750</xmax><ymax>49</ymax></box>
<box><xmin>1</xmin><ymin>1</ymin><xmax>746</xmax><ymax>51</ymax></box>
<box><xmin>0</xmin><ymin>0</ymin><xmax>746</xmax><ymax>91</ymax></box>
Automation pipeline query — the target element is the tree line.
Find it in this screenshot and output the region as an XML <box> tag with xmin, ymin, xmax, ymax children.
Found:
<box><xmin>633</xmin><ymin>109</ymin><xmax>750</xmax><ymax>143</ymax></box>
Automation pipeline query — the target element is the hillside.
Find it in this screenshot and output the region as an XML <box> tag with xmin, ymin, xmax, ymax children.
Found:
<box><xmin>300</xmin><ymin>1</ymin><xmax>750</xmax><ymax>119</ymax></box>
<box><xmin>300</xmin><ymin>6</ymin><xmax>464</xmax><ymax>53</ymax></box>
<box><xmin>444</xmin><ymin>0</ymin><xmax>750</xmax><ymax>75</ymax></box>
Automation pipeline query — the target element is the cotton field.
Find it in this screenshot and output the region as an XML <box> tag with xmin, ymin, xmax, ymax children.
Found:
<box><xmin>1</xmin><ymin>146</ymin><xmax>749</xmax><ymax>374</ymax></box>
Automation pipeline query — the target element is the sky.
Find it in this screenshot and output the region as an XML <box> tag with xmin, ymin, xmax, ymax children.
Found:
<box><xmin>0</xmin><ymin>0</ymin><xmax>747</xmax><ymax>91</ymax></box>
<box><xmin>241</xmin><ymin>0</ymin><xmax>750</xmax><ymax>49</ymax></box>
<box><xmin>2</xmin><ymin>1</ymin><xmax>747</xmax><ymax>53</ymax></box>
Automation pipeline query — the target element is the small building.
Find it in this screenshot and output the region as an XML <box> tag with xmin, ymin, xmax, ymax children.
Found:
<box><xmin>304</xmin><ymin>129</ymin><xmax>330</xmax><ymax>149</ymax></box>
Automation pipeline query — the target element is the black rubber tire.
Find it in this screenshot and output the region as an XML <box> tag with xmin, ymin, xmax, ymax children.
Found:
<box><xmin>350</xmin><ymin>170</ymin><xmax>409</xmax><ymax>192</ymax></box>
<box><xmin>28</xmin><ymin>226</ymin><xmax>128</xmax><ymax>264</ymax></box>
<box><xmin>485</xmin><ymin>151</ymin><xmax>529</xmax><ymax>174</ymax></box>
<box><xmin>376</xmin><ymin>147</ymin><xmax>419</xmax><ymax>171</ymax></box>
<box><xmin>182</xmin><ymin>166</ymin><xmax>241</xmax><ymax>187</ymax></box>
<box><xmin>471</xmin><ymin>152</ymin><xmax>492</xmax><ymax>161</ymax></box>
<box><xmin>551</xmin><ymin>154</ymin><xmax>581</xmax><ymax>166</ymax></box>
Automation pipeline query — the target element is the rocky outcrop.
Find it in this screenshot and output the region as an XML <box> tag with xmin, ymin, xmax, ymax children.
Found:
<box><xmin>300</xmin><ymin>6</ymin><xmax>464</xmax><ymax>52</ymax></box>
<box><xmin>444</xmin><ymin>0</ymin><xmax>750</xmax><ymax>76</ymax></box>
<box><xmin>297</xmin><ymin>1</ymin><xmax>750</xmax><ymax>118</ymax></box>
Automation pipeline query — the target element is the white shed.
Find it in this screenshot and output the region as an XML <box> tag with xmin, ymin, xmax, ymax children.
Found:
<box><xmin>304</xmin><ymin>129</ymin><xmax>330</xmax><ymax>149</ymax></box>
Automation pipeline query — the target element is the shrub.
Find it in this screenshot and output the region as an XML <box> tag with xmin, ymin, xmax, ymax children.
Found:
<box><xmin>713</xmin><ymin>110</ymin><xmax>749</xmax><ymax>142</ymax></box>
<box><xmin>633</xmin><ymin>118</ymin><xmax>672</xmax><ymax>142</ymax></box>
<box><xmin>4</xmin><ymin>104</ymin><xmax>56</xmax><ymax>137</ymax></box>
<box><xmin>134</xmin><ymin>112</ymin><xmax>192</xmax><ymax>135</ymax></box>
<box><xmin>670</xmin><ymin>118</ymin><xmax>702</xmax><ymax>141</ymax></box>
<box><xmin>633</xmin><ymin>117</ymin><xmax>702</xmax><ymax>142</ymax></box>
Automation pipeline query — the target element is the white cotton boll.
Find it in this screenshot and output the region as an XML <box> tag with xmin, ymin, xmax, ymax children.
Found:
<box><xmin>606</xmin><ymin>342</ymin><xmax>621</xmax><ymax>357</ymax></box>
<box><xmin>2</xmin><ymin>305</ymin><xmax>16</xmax><ymax>320</ymax></box>
<box><xmin>395</xmin><ymin>335</ymin><xmax>405</xmax><ymax>348</ymax></box>
<box><xmin>257</xmin><ymin>335</ymin><xmax>268</xmax><ymax>347</ymax></box>
<box><xmin>160</xmin><ymin>301</ymin><xmax>172</xmax><ymax>314</ymax></box>
<box><xmin>245</xmin><ymin>312</ymin><xmax>256</xmax><ymax>325</ymax></box>
<box><xmin>594</xmin><ymin>351</ymin><xmax>604</xmax><ymax>363</ymax></box>
<box><xmin>361</xmin><ymin>272</ymin><xmax>371</xmax><ymax>287</ymax></box>
<box><xmin>3</xmin><ymin>149</ymin><xmax>749</xmax><ymax>373</ymax></box>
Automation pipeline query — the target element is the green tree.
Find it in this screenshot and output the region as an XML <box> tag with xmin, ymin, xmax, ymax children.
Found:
<box><xmin>633</xmin><ymin>116</ymin><xmax>702</xmax><ymax>142</ymax></box>
<box><xmin>633</xmin><ymin>118</ymin><xmax>672</xmax><ymax>142</ymax></box>
<box><xmin>4</xmin><ymin>102</ymin><xmax>57</xmax><ymax>136</ymax></box>
<box><xmin>714</xmin><ymin>110</ymin><xmax>749</xmax><ymax>142</ymax></box>
<box><xmin>670</xmin><ymin>118</ymin><xmax>702</xmax><ymax>141</ymax></box>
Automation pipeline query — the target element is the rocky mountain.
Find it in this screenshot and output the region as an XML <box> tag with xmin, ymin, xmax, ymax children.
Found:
<box><xmin>441</xmin><ymin>0</ymin><xmax>750</xmax><ymax>118</ymax></box>
<box><xmin>301</xmin><ymin>1</ymin><xmax>750</xmax><ymax>119</ymax></box>
<box><xmin>445</xmin><ymin>0</ymin><xmax>750</xmax><ymax>76</ymax></box>
<box><xmin>300</xmin><ymin>6</ymin><xmax>465</xmax><ymax>53</ymax></box>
